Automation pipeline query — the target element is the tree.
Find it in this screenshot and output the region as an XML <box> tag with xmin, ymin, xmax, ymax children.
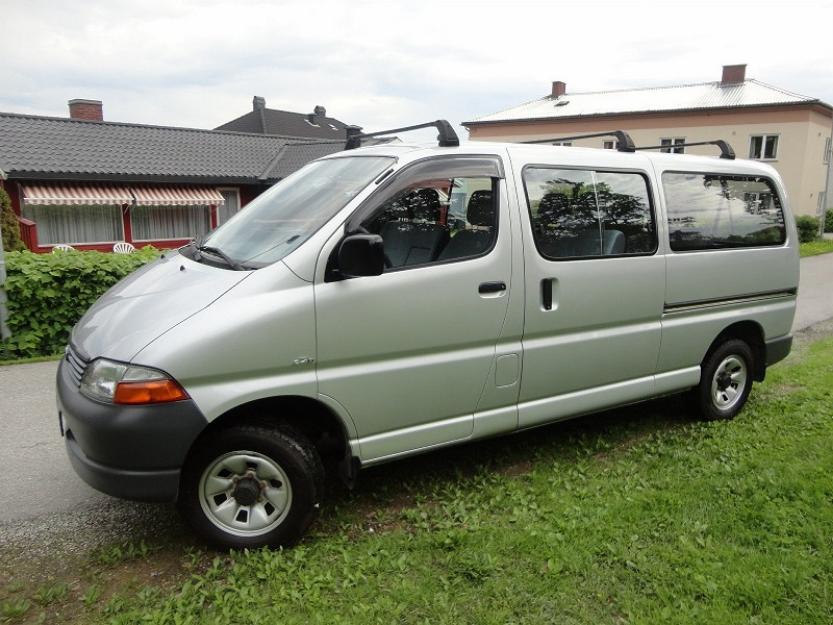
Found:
<box><xmin>0</xmin><ymin>187</ymin><xmax>25</xmax><ymax>252</ymax></box>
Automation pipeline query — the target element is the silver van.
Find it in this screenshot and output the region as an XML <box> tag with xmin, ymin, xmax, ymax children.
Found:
<box><xmin>57</xmin><ymin>122</ymin><xmax>798</xmax><ymax>548</ymax></box>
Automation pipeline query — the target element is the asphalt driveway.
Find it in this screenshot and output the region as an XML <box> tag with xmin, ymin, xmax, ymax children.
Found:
<box><xmin>1</xmin><ymin>252</ymin><xmax>831</xmax><ymax>543</ymax></box>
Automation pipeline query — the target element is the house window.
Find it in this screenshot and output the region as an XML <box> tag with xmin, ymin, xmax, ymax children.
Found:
<box><xmin>819</xmin><ymin>192</ymin><xmax>827</xmax><ymax>214</ymax></box>
<box><xmin>824</xmin><ymin>137</ymin><xmax>831</xmax><ymax>164</ymax></box>
<box><xmin>603</xmin><ymin>140</ymin><xmax>617</xmax><ymax>150</ymax></box>
<box><xmin>749</xmin><ymin>134</ymin><xmax>778</xmax><ymax>160</ymax></box>
<box><xmin>552</xmin><ymin>141</ymin><xmax>572</xmax><ymax>147</ymax></box>
<box><xmin>131</xmin><ymin>205</ymin><xmax>212</xmax><ymax>241</ymax></box>
<box><xmin>21</xmin><ymin>204</ymin><xmax>123</xmax><ymax>245</ymax></box>
<box><xmin>660</xmin><ymin>138</ymin><xmax>685</xmax><ymax>154</ymax></box>
<box><xmin>217</xmin><ymin>188</ymin><xmax>241</xmax><ymax>225</ymax></box>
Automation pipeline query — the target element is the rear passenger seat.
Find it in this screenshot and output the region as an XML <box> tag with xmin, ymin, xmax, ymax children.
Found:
<box><xmin>381</xmin><ymin>189</ymin><xmax>450</xmax><ymax>267</ymax></box>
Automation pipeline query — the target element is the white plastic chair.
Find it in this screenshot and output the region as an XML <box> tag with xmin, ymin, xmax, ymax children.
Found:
<box><xmin>51</xmin><ymin>244</ymin><xmax>76</xmax><ymax>253</ymax></box>
<box><xmin>112</xmin><ymin>242</ymin><xmax>136</xmax><ymax>254</ymax></box>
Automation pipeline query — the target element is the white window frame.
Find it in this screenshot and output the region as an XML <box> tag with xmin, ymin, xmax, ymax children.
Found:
<box><xmin>749</xmin><ymin>134</ymin><xmax>779</xmax><ymax>161</ymax></box>
<box><xmin>824</xmin><ymin>136</ymin><xmax>831</xmax><ymax>164</ymax></box>
<box><xmin>603</xmin><ymin>140</ymin><xmax>619</xmax><ymax>150</ymax></box>
<box><xmin>23</xmin><ymin>203</ymin><xmax>126</xmax><ymax>247</ymax></box>
<box><xmin>217</xmin><ymin>187</ymin><xmax>242</xmax><ymax>225</ymax></box>
<box><xmin>130</xmin><ymin>204</ymin><xmax>212</xmax><ymax>242</ymax></box>
<box><xmin>660</xmin><ymin>137</ymin><xmax>686</xmax><ymax>154</ymax></box>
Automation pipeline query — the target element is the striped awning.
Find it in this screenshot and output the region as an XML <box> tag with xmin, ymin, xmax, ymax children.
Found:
<box><xmin>131</xmin><ymin>186</ymin><xmax>225</xmax><ymax>207</ymax></box>
<box><xmin>22</xmin><ymin>184</ymin><xmax>133</xmax><ymax>206</ymax></box>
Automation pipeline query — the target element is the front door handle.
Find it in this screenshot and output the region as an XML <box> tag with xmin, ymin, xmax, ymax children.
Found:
<box><xmin>478</xmin><ymin>281</ymin><xmax>507</xmax><ymax>294</ymax></box>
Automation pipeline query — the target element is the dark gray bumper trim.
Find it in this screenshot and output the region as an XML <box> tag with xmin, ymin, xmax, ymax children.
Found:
<box><xmin>765</xmin><ymin>335</ymin><xmax>793</xmax><ymax>367</ymax></box>
<box><xmin>65</xmin><ymin>433</ymin><xmax>180</xmax><ymax>502</ymax></box>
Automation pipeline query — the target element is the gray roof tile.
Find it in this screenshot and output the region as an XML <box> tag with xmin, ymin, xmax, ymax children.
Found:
<box><xmin>216</xmin><ymin>108</ymin><xmax>349</xmax><ymax>139</ymax></box>
<box><xmin>0</xmin><ymin>113</ymin><xmax>346</xmax><ymax>183</ymax></box>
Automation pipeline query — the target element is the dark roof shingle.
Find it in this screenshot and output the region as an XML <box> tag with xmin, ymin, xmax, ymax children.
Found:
<box><xmin>216</xmin><ymin>108</ymin><xmax>349</xmax><ymax>139</ymax></box>
<box><xmin>0</xmin><ymin>112</ymin><xmax>346</xmax><ymax>183</ymax></box>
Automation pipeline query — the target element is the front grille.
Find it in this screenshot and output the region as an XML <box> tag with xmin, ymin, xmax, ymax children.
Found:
<box><xmin>65</xmin><ymin>345</ymin><xmax>88</xmax><ymax>387</ymax></box>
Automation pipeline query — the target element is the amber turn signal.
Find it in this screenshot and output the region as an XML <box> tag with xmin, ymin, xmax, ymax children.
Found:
<box><xmin>114</xmin><ymin>379</ymin><xmax>189</xmax><ymax>404</ymax></box>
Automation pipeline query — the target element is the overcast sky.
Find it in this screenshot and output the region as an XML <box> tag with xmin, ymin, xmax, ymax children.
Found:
<box><xmin>1</xmin><ymin>0</ymin><xmax>831</xmax><ymax>142</ymax></box>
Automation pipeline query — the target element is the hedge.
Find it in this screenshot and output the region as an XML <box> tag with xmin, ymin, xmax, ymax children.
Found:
<box><xmin>825</xmin><ymin>209</ymin><xmax>833</xmax><ymax>233</ymax></box>
<box><xmin>1</xmin><ymin>187</ymin><xmax>25</xmax><ymax>252</ymax></box>
<box><xmin>1</xmin><ymin>247</ymin><xmax>159</xmax><ymax>359</ymax></box>
<box><xmin>795</xmin><ymin>215</ymin><xmax>820</xmax><ymax>243</ymax></box>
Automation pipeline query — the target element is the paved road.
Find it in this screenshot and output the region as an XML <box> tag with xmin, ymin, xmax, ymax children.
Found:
<box><xmin>0</xmin><ymin>253</ymin><xmax>831</xmax><ymax>537</ymax></box>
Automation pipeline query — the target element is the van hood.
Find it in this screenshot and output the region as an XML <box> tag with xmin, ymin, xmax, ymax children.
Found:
<box><xmin>71</xmin><ymin>251</ymin><xmax>250</xmax><ymax>362</ymax></box>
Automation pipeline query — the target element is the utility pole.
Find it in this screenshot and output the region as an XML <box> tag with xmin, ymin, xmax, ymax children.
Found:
<box><xmin>0</xmin><ymin>168</ymin><xmax>9</xmax><ymax>341</ymax></box>
<box><xmin>821</xmin><ymin>120</ymin><xmax>833</xmax><ymax>238</ymax></box>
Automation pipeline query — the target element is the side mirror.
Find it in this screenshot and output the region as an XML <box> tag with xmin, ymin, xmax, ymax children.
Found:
<box><xmin>337</xmin><ymin>234</ymin><xmax>385</xmax><ymax>278</ymax></box>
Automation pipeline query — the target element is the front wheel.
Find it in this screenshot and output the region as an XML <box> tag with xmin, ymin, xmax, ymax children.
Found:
<box><xmin>695</xmin><ymin>339</ymin><xmax>754</xmax><ymax>421</ymax></box>
<box><xmin>178</xmin><ymin>423</ymin><xmax>324</xmax><ymax>549</ymax></box>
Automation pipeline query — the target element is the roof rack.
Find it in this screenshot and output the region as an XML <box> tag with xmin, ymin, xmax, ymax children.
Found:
<box><xmin>345</xmin><ymin>120</ymin><xmax>459</xmax><ymax>150</ymax></box>
<box><xmin>521</xmin><ymin>130</ymin><xmax>636</xmax><ymax>152</ymax></box>
<box><xmin>634</xmin><ymin>140</ymin><xmax>736</xmax><ymax>160</ymax></box>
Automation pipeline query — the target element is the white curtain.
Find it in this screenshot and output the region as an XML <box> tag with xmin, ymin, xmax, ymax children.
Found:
<box><xmin>218</xmin><ymin>190</ymin><xmax>240</xmax><ymax>225</ymax></box>
<box><xmin>22</xmin><ymin>204</ymin><xmax>123</xmax><ymax>245</ymax></box>
<box><xmin>131</xmin><ymin>205</ymin><xmax>211</xmax><ymax>241</ymax></box>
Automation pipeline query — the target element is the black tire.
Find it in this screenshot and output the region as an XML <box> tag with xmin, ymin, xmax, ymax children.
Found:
<box><xmin>178</xmin><ymin>423</ymin><xmax>325</xmax><ymax>550</ymax></box>
<box><xmin>695</xmin><ymin>338</ymin><xmax>754</xmax><ymax>421</ymax></box>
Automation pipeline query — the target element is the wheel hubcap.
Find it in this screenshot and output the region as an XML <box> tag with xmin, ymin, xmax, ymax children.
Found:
<box><xmin>198</xmin><ymin>451</ymin><xmax>292</xmax><ymax>537</ymax></box>
<box><xmin>710</xmin><ymin>355</ymin><xmax>747</xmax><ymax>410</ymax></box>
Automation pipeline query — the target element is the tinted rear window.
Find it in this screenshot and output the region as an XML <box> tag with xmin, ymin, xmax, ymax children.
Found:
<box><xmin>662</xmin><ymin>172</ymin><xmax>786</xmax><ymax>251</ymax></box>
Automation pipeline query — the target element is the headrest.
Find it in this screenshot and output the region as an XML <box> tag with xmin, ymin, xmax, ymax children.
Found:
<box><xmin>411</xmin><ymin>189</ymin><xmax>441</xmax><ymax>221</ymax></box>
<box><xmin>467</xmin><ymin>190</ymin><xmax>494</xmax><ymax>227</ymax></box>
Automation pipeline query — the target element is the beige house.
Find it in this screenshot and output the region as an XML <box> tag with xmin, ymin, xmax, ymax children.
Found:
<box><xmin>464</xmin><ymin>65</ymin><xmax>833</xmax><ymax>217</ymax></box>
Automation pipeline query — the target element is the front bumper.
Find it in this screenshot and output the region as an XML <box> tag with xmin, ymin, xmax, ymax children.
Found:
<box><xmin>57</xmin><ymin>356</ymin><xmax>207</xmax><ymax>502</ymax></box>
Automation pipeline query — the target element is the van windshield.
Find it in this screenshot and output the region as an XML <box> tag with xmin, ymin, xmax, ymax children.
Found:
<box><xmin>194</xmin><ymin>156</ymin><xmax>395</xmax><ymax>268</ymax></box>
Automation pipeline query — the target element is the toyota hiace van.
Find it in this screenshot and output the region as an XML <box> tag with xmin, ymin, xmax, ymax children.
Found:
<box><xmin>58</xmin><ymin>122</ymin><xmax>798</xmax><ymax>548</ymax></box>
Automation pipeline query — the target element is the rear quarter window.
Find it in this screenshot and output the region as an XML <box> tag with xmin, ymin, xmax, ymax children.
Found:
<box><xmin>662</xmin><ymin>172</ymin><xmax>786</xmax><ymax>251</ymax></box>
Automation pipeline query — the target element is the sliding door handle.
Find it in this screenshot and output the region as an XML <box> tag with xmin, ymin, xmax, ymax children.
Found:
<box><xmin>478</xmin><ymin>281</ymin><xmax>507</xmax><ymax>294</ymax></box>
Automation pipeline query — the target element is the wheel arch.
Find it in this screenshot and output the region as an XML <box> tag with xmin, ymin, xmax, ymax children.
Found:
<box><xmin>185</xmin><ymin>395</ymin><xmax>358</xmax><ymax>485</ymax></box>
<box><xmin>704</xmin><ymin>320</ymin><xmax>766</xmax><ymax>381</ymax></box>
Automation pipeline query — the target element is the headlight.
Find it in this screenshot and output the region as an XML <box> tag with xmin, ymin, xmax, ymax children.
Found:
<box><xmin>80</xmin><ymin>359</ymin><xmax>188</xmax><ymax>405</ymax></box>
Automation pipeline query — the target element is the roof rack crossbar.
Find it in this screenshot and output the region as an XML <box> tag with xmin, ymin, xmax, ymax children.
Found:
<box><xmin>345</xmin><ymin>120</ymin><xmax>459</xmax><ymax>150</ymax></box>
<box><xmin>521</xmin><ymin>130</ymin><xmax>636</xmax><ymax>152</ymax></box>
<box><xmin>634</xmin><ymin>140</ymin><xmax>736</xmax><ymax>160</ymax></box>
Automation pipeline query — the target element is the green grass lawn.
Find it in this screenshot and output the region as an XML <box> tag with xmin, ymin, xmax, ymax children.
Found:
<box><xmin>800</xmin><ymin>239</ymin><xmax>833</xmax><ymax>257</ymax></box>
<box><xmin>4</xmin><ymin>337</ymin><xmax>833</xmax><ymax>625</ymax></box>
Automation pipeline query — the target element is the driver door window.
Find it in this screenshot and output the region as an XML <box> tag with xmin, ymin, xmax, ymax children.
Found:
<box><xmin>362</xmin><ymin>176</ymin><xmax>497</xmax><ymax>269</ymax></box>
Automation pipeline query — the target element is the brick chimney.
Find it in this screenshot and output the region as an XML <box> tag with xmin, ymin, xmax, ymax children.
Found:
<box><xmin>721</xmin><ymin>64</ymin><xmax>747</xmax><ymax>85</ymax></box>
<box><xmin>551</xmin><ymin>81</ymin><xmax>567</xmax><ymax>98</ymax></box>
<box><xmin>253</xmin><ymin>96</ymin><xmax>266</xmax><ymax>111</ymax></box>
<box><xmin>68</xmin><ymin>99</ymin><xmax>103</xmax><ymax>121</ymax></box>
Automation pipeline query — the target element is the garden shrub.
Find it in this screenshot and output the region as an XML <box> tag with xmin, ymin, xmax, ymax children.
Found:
<box><xmin>795</xmin><ymin>215</ymin><xmax>820</xmax><ymax>243</ymax></box>
<box><xmin>1</xmin><ymin>247</ymin><xmax>159</xmax><ymax>358</ymax></box>
<box><xmin>0</xmin><ymin>187</ymin><xmax>25</xmax><ymax>252</ymax></box>
<box><xmin>825</xmin><ymin>209</ymin><xmax>833</xmax><ymax>233</ymax></box>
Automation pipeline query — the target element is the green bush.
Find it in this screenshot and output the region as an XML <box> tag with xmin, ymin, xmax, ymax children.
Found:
<box><xmin>0</xmin><ymin>187</ymin><xmax>25</xmax><ymax>252</ymax></box>
<box><xmin>1</xmin><ymin>247</ymin><xmax>159</xmax><ymax>358</ymax></box>
<box><xmin>795</xmin><ymin>215</ymin><xmax>820</xmax><ymax>243</ymax></box>
<box><xmin>824</xmin><ymin>209</ymin><xmax>833</xmax><ymax>233</ymax></box>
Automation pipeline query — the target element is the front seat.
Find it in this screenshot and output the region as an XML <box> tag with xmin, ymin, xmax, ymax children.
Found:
<box><xmin>381</xmin><ymin>189</ymin><xmax>449</xmax><ymax>267</ymax></box>
<box><xmin>438</xmin><ymin>190</ymin><xmax>495</xmax><ymax>260</ymax></box>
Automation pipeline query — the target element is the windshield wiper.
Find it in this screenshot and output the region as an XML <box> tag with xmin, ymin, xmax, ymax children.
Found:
<box><xmin>195</xmin><ymin>244</ymin><xmax>246</xmax><ymax>271</ymax></box>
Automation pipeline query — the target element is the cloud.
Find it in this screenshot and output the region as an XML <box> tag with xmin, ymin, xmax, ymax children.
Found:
<box><xmin>0</xmin><ymin>0</ymin><xmax>831</xmax><ymax>142</ymax></box>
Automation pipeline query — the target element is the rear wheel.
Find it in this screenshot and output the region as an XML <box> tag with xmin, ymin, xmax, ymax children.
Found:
<box><xmin>178</xmin><ymin>423</ymin><xmax>324</xmax><ymax>549</ymax></box>
<box><xmin>695</xmin><ymin>338</ymin><xmax>754</xmax><ymax>421</ymax></box>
